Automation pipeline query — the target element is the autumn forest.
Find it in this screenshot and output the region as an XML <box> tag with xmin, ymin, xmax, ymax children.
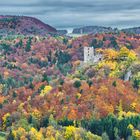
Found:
<box><xmin>0</xmin><ymin>27</ymin><xmax>139</xmax><ymax>140</ymax></box>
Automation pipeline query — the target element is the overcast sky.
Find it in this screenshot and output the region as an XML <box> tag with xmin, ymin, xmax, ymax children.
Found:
<box><xmin>0</xmin><ymin>0</ymin><xmax>140</xmax><ymax>29</ymax></box>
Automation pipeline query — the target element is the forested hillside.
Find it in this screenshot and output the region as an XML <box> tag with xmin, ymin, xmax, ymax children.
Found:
<box><xmin>0</xmin><ymin>16</ymin><xmax>56</xmax><ymax>35</ymax></box>
<box><xmin>0</xmin><ymin>31</ymin><xmax>140</xmax><ymax>140</ymax></box>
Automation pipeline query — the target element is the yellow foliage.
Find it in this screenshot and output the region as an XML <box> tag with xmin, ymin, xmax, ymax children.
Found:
<box><xmin>104</xmin><ymin>49</ymin><xmax>118</xmax><ymax>60</ymax></box>
<box><xmin>98</xmin><ymin>61</ymin><xmax>117</xmax><ymax>70</ymax></box>
<box><xmin>109</xmin><ymin>69</ymin><xmax>120</xmax><ymax>77</ymax></box>
<box><xmin>127</xmin><ymin>124</ymin><xmax>134</xmax><ymax>130</ymax></box>
<box><xmin>118</xmin><ymin>111</ymin><xmax>138</xmax><ymax>120</ymax></box>
<box><xmin>98</xmin><ymin>85</ymin><xmax>109</xmax><ymax>94</ymax></box>
<box><xmin>55</xmin><ymin>131</ymin><xmax>63</xmax><ymax>140</ymax></box>
<box><xmin>0</xmin><ymin>84</ymin><xmax>4</xmax><ymax>93</ymax></box>
<box><xmin>31</xmin><ymin>109</ymin><xmax>42</xmax><ymax>121</ymax></box>
<box><xmin>18</xmin><ymin>103</ymin><xmax>24</xmax><ymax>112</ymax></box>
<box><xmin>118</xmin><ymin>47</ymin><xmax>136</xmax><ymax>61</ymax></box>
<box><xmin>98</xmin><ymin>47</ymin><xmax>137</xmax><ymax>78</ymax></box>
<box><xmin>40</xmin><ymin>85</ymin><xmax>52</xmax><ymax>96</ymax></box>
<box><xmin>119</xmin><ymin>47</ymin><xmax>129</xmax><ymax>57</ymax></box>
<box><xmin>29</xmin><ymin>127</ymin><xmax>44</xmax><ymax>140</ymax></box>
<box><xmin>65</xmin><ymin>126</ymin><xmax>76</xmax><ymax>139</ymax></box>
<box><xmin>128</xmin><ymin>50</ymin><xmax>137</xmax><ymax>61</ymax></box>
<box><xmin>12</xmin><ymin>130</ymin><xmax>17</xmax><ymax>138</ymax></box>
<box><xmin>20</xmin><ymin>136</ymin><xmax>28</xmax><ymax>140</ymax></box>
<box><xmin>125</xmin><ymin>111</ymin><xmax>138</xmax><ymax>117</ymax></box>
<box><xmin>45</xmin><ymin>126</ymin><xmax>56</xmax><ymax>140</ymax></box>
<box><xmin>133</xmin><ymin>130</ymin><xmax>140</xmax><ymax>139</ymax></box>
<box><xmin>131</xmin><ymin>102</ymin><xmax>137</xmax><ymax>109</ymax></box>
<box><xmin>106</xmin><ymin>61</ymin><xmax>117</xmax><ymax>70</ymax></box>
<box><xmin>76</xmin><ymin>93</ymin><xmax>81</xmax><ymax>99</ymax></box>
<box><xmin>2</xmin><ymin>113</ymin><xmax>10</xmax><ymax>130</ymax></box>
<box><xmin>12</xmin><ymin>127</ymin><xmax>26</xmax><ymax>139</ymax></box>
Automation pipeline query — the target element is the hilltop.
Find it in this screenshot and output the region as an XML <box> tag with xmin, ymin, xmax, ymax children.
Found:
<box><xmin>0</xmin><ymin>15</ymin><xmax>57</xmax><ymax>35</ymax></box>
<box><xmin>72</xmin><ymin>26</ymin><xmax>118</xmax><ymax>34</ymax></box>
<box><xmin>122</xmin><ymin>27</ymin><xmax>140</xmax><ymax>34</ymax></box>
<box><xmin>69</xmin><ymin>26</ymin><xmax>140</xmax><ymax>35</ymax></box>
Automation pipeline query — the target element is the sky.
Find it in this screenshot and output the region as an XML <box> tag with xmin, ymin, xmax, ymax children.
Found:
<box><xmin>0</xmin><ymin>0</ymin><xmax>140</xmax><ymax>29</ymax></box>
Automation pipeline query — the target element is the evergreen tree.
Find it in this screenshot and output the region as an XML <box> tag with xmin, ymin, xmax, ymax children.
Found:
<box><xmin>25</xmin><ymin>37</ymin><xmax>32</xmax><ymax>52</ymax></box>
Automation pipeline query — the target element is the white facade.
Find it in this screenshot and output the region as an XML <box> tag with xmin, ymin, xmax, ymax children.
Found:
<box><xmin>84</xmin><ymin>47</ymin><xmax>94</xmax><ymax>63</ymax></box>
<box><xmin>84</xmin><ymin>46</ymin><xmax>102</xmax><ymax>63</ymax></box>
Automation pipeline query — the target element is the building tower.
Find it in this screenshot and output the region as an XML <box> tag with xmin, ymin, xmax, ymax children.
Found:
<box><xmin>84</xmin><ymin>46</ymin><xmax>94</xmax><ymax>63</ymax></box>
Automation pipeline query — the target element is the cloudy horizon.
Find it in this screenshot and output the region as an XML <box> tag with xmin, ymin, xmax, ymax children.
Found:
<box><xmin>0</xmin><ymin>0</ymin><xmax>140</xmax><ymax>29</ymax></box>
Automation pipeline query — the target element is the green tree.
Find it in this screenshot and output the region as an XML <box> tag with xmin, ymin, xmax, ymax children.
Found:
<box><xmin>102</xmin><ymin>132</ymin><xmax>109</xmax><ymax>140</ymax></box>
<box><xmin>25</xmin><ymin>37</ymin><xmax>32</xmax><ymax>52</ymax></box>
<box><xmin>73</xmin><ymin>80</ymin><xmax>81</xmax><ymax>89</ymax></box>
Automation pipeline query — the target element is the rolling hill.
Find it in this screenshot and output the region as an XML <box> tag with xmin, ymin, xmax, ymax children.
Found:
<box><xmin>72</xmin><ymin>26</ymin><xmax>118</xmax><ymax>34</ymax></box>
<box><xmin>0</xmin><ymin>15</ymin><xmax>57</xmax><ymax>35</ymax></box>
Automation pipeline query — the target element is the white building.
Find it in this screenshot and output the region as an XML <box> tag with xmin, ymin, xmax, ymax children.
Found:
<box><xmin>84</xmin><ymin>47</ymin><xmax>95</xmax><ymax>63</ymax></box>
<box><xmin>84</xmin><ymin>46</ymin><xmax>102</xmax><ymax>63</ymax></box>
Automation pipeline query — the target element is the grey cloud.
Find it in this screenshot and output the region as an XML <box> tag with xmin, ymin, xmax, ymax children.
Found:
<box><xmin>0</xmin><ymin>0</ymin><xmax>140</xmax><ymax>29</ymax></box>
<box><xmin>0</xmin><ymin>0</ymin><xmax>42</xmax><ymax>6</ymax></box>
